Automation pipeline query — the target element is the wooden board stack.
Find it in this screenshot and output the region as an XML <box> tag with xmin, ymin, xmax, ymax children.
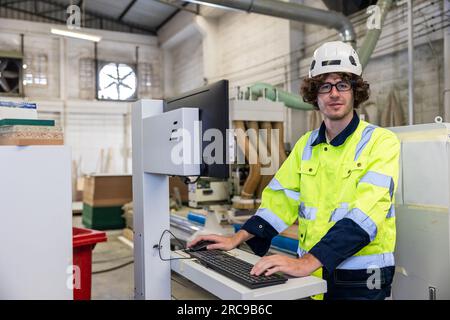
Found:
<box><xmin>0</xmin><ymin>101</ymin><xmax>63</xmax><ymax>145</ymax></box>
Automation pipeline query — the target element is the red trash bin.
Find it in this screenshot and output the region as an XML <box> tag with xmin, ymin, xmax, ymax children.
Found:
<box><xmin>72</xmin><ymin>227</ymin><xmax>107</xmax><ymax>300</ymax></box>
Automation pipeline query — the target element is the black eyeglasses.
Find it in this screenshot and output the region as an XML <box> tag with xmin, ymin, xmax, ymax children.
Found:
<box><xmin>318</xmin><ymin>81</ymin><xmax>353</xmax><ymax>94</ymax></box>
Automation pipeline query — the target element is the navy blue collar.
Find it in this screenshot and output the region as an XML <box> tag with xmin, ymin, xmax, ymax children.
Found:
<box><xmin>311</xmin><ymin>111</ymin><xmax>360</xmax><ymax>147</ymax></box>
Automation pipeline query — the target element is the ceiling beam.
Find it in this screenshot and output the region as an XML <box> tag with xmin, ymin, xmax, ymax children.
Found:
<box><xmin>0</xmin><ymin>0</ymin><xmax>157</xmax><ymax>35</ymax></box>
<box><xmin>37</xmin><ymin>8</ymin><xmax>63</xmax><ymax>15</ymax></box>
<box><xmin>153</xmin><ymin>0</ymin><xmax>196</xmax><ymax>14</ymax></box>
<box><xmin>1</xmin><ymin>0</ymin><xmax>33</xmax><ymax>6</ymax></box>
<box><xmin>1</xmin><ymin>2</ymin><xmax>66</xmax><ymax>23</ymax></box>
<box><xmin>155</xmin><ymin>1</ymin><xmax>191</xmax><ymax>32</ymax></box>
<box><xmin>118</xmin><ymin>0</ymin><xmax>138</xmax><ymax>21</ymax></box>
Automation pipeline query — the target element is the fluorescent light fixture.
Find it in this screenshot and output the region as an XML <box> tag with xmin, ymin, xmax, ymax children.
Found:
<box><xmin>51</xmin><ymin>28</ymin><xmax>102</xmax><ymax>42</ymax></box>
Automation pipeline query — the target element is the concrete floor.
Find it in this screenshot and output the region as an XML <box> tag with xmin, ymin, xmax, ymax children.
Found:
<box><xmin>73</xmin><ymin>216</ymin><xmax>217</xmax><ymax>300</ymax></box>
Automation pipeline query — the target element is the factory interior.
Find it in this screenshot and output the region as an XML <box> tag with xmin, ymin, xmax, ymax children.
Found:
<box><xmin>1</xmin><ymin>0</ymin><xmax>450</xmax><ymax>302</ymax></box>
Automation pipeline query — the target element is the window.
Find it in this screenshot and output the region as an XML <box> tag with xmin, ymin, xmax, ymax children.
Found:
<box><xmin>97</xmin><ymin>62</ymin><xmax>137</xmax><ymax>101</ymax></box>
<box><xmin>34</xmin><ymin>54</ymin><xmax>48</xmax><ymax>85</ymax></box>
<box><xmin>23</xmin><ymin>55</ymin><xmax>33</xmax><ymax>86</ymax></box>
<box><xmin>22</xmin><ymin>54</ymin><xmax>48</xmax><ymax>86</ymax></box>
<box><xmin>138</xmin><ymin>63</ymin><xmax>152</xmax><ymax>96</ymax></box>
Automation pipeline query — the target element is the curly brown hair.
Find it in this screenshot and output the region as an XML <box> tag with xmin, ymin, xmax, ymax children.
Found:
<box><xmin>300</xmin><ymin>72</ymin><xmax>370</xmax><ymax>110</ymax></box>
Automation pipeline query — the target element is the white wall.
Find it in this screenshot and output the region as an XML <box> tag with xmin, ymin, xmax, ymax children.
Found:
<box><xmin>214</xmin><ymin>11</ymin><xmax>291</xmax><ymax>89</ymax></box>
<box><xmin>171</xmin><ymin>32</ymin><xmax>204</xmax><ymax>95</ymax></box>
<box><xmin>0</xmin><ymin>18</ymin><xmax>161</xmax><ymax>176</ymax></box>
<box><xmin>159</xmin><ymin>7</ymin><xmax>294</xmax><ymax>144</ymax></box>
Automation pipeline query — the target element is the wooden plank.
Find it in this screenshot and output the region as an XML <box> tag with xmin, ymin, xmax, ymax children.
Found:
<box><xmin>0</xmin><ymin>138</ymin><xmax>63</xmax><ymax>145</ymax></box>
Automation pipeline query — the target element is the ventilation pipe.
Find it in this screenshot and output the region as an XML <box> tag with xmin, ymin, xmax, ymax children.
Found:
<box><xmin>245</xmin><ymin>83</ymin><xmax>314</xmax><ymax>110</ymax></box>
<box><xmin>188</xmin><ymin>0</ymin><xmax>356</xmax><ymax>43</ymax></box>
<box><xmin>358</xmin><ymin>0</ymin><xmax>394</xmax><ymax>68</ymax></box>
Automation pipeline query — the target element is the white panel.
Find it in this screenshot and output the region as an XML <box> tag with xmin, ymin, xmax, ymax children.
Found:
<box><xmin>142</xmin><ymin>108</ymin><xmax>201</xmax><ymax>176</ymax></box>
<box><xmin>389</xmin><ymin>123</ymin><xmax>450</xmax><ymax>299</ymax></box>
<box><xmin>0</xmin><ymin>146</ymin><xmax>72</xmax><ymax>300</ymax></box>
<box><xmin>393</xmin><ymin>205</ymin><xmax>450</xmax><ymax>299</ymax></box>
<box><xmin>402</xmin><ymin>140</ymin><xmax>448</xmax><ymax>207</ymax></box>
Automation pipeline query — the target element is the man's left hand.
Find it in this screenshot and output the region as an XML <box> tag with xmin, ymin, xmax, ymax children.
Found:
<box><xmin>250</xmin><ymin>253</ymin><xmax>323</xmax><ymax>277</ymax></box>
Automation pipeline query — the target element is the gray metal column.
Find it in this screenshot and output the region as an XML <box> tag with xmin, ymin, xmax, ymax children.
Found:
<box><xmin>132</xmin><ymin>100</ymin><xmax>171</xmax><ymax>300</ymax></box>
<box><xmin>444</xmin><ymin>0</ymin><xmax>450</xmax><ymax>121</ymax></box>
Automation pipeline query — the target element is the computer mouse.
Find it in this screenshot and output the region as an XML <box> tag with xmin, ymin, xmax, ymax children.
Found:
<box><xmin>189</xmin><ymin>240</ymin><xmax>216</xmax><ymax>252</ymax></box>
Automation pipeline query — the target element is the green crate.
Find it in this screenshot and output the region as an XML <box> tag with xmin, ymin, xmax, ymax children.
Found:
<box><xmin>82</xmin><ymin>203</ymin><xmax>125</xmax><ymax>230</ymax></box>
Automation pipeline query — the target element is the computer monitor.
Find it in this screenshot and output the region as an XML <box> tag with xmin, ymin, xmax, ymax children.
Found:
<box><xmin>165</xmin><ymin>80</ymin><xmax>230</xmax><ymax>179</ymax></box>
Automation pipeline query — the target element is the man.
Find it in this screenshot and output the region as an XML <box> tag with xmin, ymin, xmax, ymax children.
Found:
<box><xmin>188</xmin><ymin>41</ymin><xmax>400</xmax><ymax>300</ymax></box>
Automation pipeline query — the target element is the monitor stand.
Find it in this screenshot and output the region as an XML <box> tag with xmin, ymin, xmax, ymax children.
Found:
<box><xmin>132</xmin><ymin>99</ymin><xmax>327</xmax><ymax>300</ymax></box>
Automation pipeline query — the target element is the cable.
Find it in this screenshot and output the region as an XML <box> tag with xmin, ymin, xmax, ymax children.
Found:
<box><xmin>373</xmin><ymin>21</ymin><xmax>449</xmax><ymax>54</ymax></box>
<box><xmin>92</xmin><ymin>232</ymin><xmax>191</xmax><ymax>273</ymax></box>
<box><xmin>92</xmin><ymin>260</ymin><xmax>134</xmax><ymax>274</ymax></box>
<box><xmin>183</xmin><ymin>175</ymin><xmax>201</xmax><ymax>185</ymax></box>
<box><xmin>179</xmin><ymin>163</ymin><xmax>207</xmax><ymax>185</ymax></box>
<box><xmin>155</xmin><ymin>229</ymin><xmax>193</xmax><ymax>261</ymax></box>
<box><xmin>91</xmin><ymin>230</ymin><xmax>191</xmax><ymax>273</ymax></box>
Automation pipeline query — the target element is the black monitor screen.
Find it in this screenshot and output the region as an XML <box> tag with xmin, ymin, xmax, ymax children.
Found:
<box><xmin>165</xmin><ymin>80</ymin><xmax>229</xmax><ymax>179</ymax></box>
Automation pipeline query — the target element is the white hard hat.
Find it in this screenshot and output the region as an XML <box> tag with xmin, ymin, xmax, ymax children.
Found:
<box><xmin>308</xmin><ymin>41</ymin><xmax>362</xmax><ymax>78</ymax></box>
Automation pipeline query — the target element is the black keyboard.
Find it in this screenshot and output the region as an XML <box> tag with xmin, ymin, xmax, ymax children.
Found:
<box><xmin>187</xmin><ymin>250</ymin><xmax>288</xmax><ymax>289</ymax></box>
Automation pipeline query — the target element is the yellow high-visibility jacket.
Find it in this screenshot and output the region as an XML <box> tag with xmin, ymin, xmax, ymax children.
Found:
<box><xmin>242</xmin><ymin>113</ymin><xmax>400</xmax><ymax>284</ymax></box>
